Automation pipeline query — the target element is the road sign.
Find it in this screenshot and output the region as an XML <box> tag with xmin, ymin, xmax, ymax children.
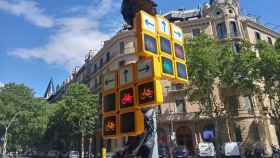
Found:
<box><xmin>119</xmin><ymin>64</ymin><xmax>134</xmax><ymax>87</ymax></box>
<box><xmin>171</xmin><ymin>23</ymin><xmax>184</xmax><ymax>43</ymax></box>
<box><xmin>119</xmin><ymin>108</ymin><xmax>144</xmax><ymax>137</ymax></box>
<box><xmin>136</xmin><ymin>80</ymin><xmax>163</xmax><ymax>108</ymax></box>
<box><xmin>103</xmin><ymin>71</ymin><xmax>117</xmax><ymax>92</ymax></box>
<box><xmin>156</xmin><ymin>16</ymin><xmax>170</xmax><ymax>36</ymax></box>
<box><xmin>138</xmin><ymin>10</ymin><xmax>156</xmax><ymax>34</ymax></box>
<box><xmin>136</xmin><ymin>57</ymin><xmax>161</xmax><ymax>82</ymax></box>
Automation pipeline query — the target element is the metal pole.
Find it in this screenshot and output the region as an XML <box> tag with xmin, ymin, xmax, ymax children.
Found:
<box><xmin>151</xmin><ymin>109</ymin><xmax>159</xmax><ymax>158</ymax></box>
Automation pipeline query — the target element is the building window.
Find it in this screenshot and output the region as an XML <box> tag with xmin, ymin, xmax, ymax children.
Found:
<box><xmin>277</xmin><ymin>126</ymin><xmax>280</xmax><ymax>145</ymax></box>
<box><xmin>94</xmin><ymin>63</ymin><xmax>97</xmax><ymax>72</ymax></box>
<box><xmin>233</xmin><ymin>42</ymin><xmax>241</xmax><ymax>54</ymax></box>
<box><xmin>175</xmin><ymin>99</ymin><xmax>185</xmax><ymax>113</ymax></box>
<box><xmin>106</xmin><ymin>52</ymin><xmax>111</xmax><ymax>62</ymax></box>
<box><xmin>119</xmin><ymin>60</ymin><xmax>125</xmax><ymax>66</ymax></box>
<box><xmin>120</xmin><ymin>41</ymin><xmax>125</xmax><ymax>54</ymax></box>
<box><xmin>94</xmin><ymin>78</ymin><xmax>98</xmax><ymax>88</ymax></box>
<box><xmin>243</xmin><ymin>96</ymin><xmax>254</xmax><ymax>113</ymax></box>
<box><xmin>228</xmin><ymin>96</ymin><xmax>238</xmax><ymax>115</ymax></box>
<box><xmin>192</xmin><ymin>28</ymin><xmax>201</xmax><ymax>36</ymax></box>
<box><xmin>216</xmin><ymin>22</ymin><xmax>227</xmax><ymax>39</ymax></box>
<box><xmin>268</xmin><ymin>37</ymin><xmax>273</xmax><ymax>45</ymax></box>
<box><xmin>235</xmin><ymin>126</ymin><xmax>243</xmax><ymax>142</ymax></box>
<box><xmin>230</xmin><ymin>21</ymin><xmax>238</xmax><ymax>37</ymax></box>
<box><xmin>99</xmin><ymin>58</ymin><xmax>104</xmax><ymax>68</ymax></box>
<box><xmin>251</xmin><ymin>125</ymin><xmax>260</xmax><ymax>141</ymax></box>
<box><xmin>255</xmin><ymin>32</ymin><xmax>261</xmax><ymax>41</ymax></box>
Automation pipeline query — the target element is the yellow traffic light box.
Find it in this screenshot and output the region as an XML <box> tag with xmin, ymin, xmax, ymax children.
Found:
<box><xmin>156</xmin><ymin>15</ymin><xmax>173</xmax><ymax>58</ymax></box>
<box><xmin>103</xmin><ymin>114</ymin><xmax>118</xmax><ymax>139</ymax></box>
<box><xmin>170</xmin><ymin>23</ymin><xmax>184</xmax><ymax>44</ymax></box>
<box><xmin>119</xmin><ymin>64</ymin><xmax>135</xmax><ymax>88</ymax></box>
<box><xmin>136</xmin><ymin>80</ymin><xmax>163</xmax><ymax>108</ymax></box>
<box><xmin>135</xmin><ymin>11</ymin><xmax>159</xmax><ymax>57</ymax></box>
<box><xmin>119</xmin><ymin>86</ymin><xmax>136</xmax><ymax>110</ymax></box>
<box><xmin>102</xmin><ymin>91</ymin><xmax>118</xmax><ymax>114</ymax></box>
<box><xmin>160</xmin><ymin>55</ymin><xmax>175</xmax><ymax>80</ymax></box>
<box><xmin>119</xmin><ymin>108</ymin><xmax>144</xmax><ymax>137</ymax></box>
<box><xmin>135</xmin><ymin>57</ymin><xmax>161</xmax><ymax>82</ymax></box>
<box><xmin>175</xmin><ymin>61</ymin><xmax>189</xmax><ymax>83</ymax></box>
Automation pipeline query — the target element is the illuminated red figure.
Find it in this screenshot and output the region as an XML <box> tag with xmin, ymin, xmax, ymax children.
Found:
<box><xmin>121</xmin><ymin>93</ymin><xmax>133</xmax><ymax>105</ymax></box>
<box><xmin>141</xmin><ymin>88</ymin><xmax>153</xmax><ymax>100</ymax></box>
<box><xmin>105</xmin><ymin>121</ymin><xmax>116</xmax><ymax>131</ymax></box>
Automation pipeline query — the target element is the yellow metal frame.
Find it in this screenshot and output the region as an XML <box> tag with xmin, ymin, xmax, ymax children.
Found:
<box><xmin>136</xmin><ymin>79</ymin><xmax>163</xmax><ymax>109</ymax></box>
<box><xmin>172</xmin><ymin>41</ymin><xmax>186</xmax><ymax>62</ymax></box>
<box><xmin>135</xmin><ymin>56</ymin><xmax>161</xmax><ymax>83</ymax></box>
<box><xmin>102</xmin><ymin>113</ymin><xmax>119</xmax><ymax>139</ymax></box>
<box><xmin>118</xmin><ymin>85</ymin><xmax>137</xmax><ymax>111</ymax></box>
<box><xmin>102</xmin><ymin>71</ymin><xmax>118</xmax><ymax>93</ymax></box>
<box><xmin>160</xmin><ymin>55</ymin><xmax>176</xmax><ymax>80</ymax></box>
<box><xmin>119</xmin><ymin>108</ymin><xmax>144</xmax><ymax>137</ymax></box>
<box><xmin>170</xmin><ymin>23</ymin><xmax>184</xmax><ymax>44</ymax></box>
<box><xmin>102</xmin><ymin>90</ymin><xmax>118</xmax><ymax>115</ymax></box>
<box><xmin>174</xmin><ymin>61</ymin><xmax>189</xmax><ymax>83</ymax></box>
<box><xmin>136</xmin><ymin>10</ymin><xmax>157</xmax><ymax>35</ymax></box>
<box><xmin>118</xmin><ymin>63</ymin><xmax>136</xmax><ymax>88</ymax></box>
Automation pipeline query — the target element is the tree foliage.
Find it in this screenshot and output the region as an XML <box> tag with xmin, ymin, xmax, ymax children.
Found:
<box><xmin>0</xmin><ymin>83</ymin><xmax>49</xmax><ymax>151</ymax></box>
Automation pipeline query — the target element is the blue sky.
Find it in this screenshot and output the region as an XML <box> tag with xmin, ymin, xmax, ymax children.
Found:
<box><xmin>0</xmin><ymin>0</ymin><xmax>279</xmax><ymax>96</ymax></box>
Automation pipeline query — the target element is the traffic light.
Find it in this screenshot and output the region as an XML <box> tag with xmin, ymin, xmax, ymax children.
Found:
<box><xmin>156</xmin><ymin>15</ymin><xmax>173</xmax><ymax>58</ymax></box>
<box><xmin>102</xmin><ymin>91</ymin><xmax>118</xmax><ymax>114</ymax></box>
<box><xmin>119</xmin><ymin>86</ymin><xmax>135</xmax><ymax>110</ymax></box>
<box><xmin>175</xmin><ymin>61</ymin><xmax>189</xmax><ymax>83</ymax></box>
<box><xmin>170</xmin><ymin>23</ymin><xmax>184</xmax><ymax>43</ymax></box>
<box><xmin>135</xmin><ymin>57</ymin><xmax>161</xmax><ymax>82</ymax></box>
<box><xmin>160</xmin><ymin>56</ymin><xmax>175</xmax><ymax>79</ymax></box>
<box><xmin>119</xmin><ymin>108</ymin><xmax>144</xmax><ymax>137</ymax></box>
<box><xmin>135</xmin><ymin>11</ymin><xmax>159</xmax><ymax>57</ymax></box>
<box><xmin>103</xmin><ymin>114</ymin><xmax>118</xmax><ymax>139</ymax></box>
<box><xmin>136</xmin><ymin>80</ymin><xmax>163</xmax><ymax>108</ymax></box>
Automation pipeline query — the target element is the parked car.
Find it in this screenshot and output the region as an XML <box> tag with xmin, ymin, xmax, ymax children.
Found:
<box><xmin>221</xmin><ymin>142</ymin><xmax>241</xmax><ymax>158</ymax></box>
<box><xmin>198</xmin><ymin>142</ymin><xmax>216</xmax><ymax>157</ymax></box>
<box><xmin>173</xmin><ymin>146</ymin><xmax>189</xmax><ymax>158</ymax></box>
<box><xmin>47</xmin><ymin>150</ymin><xmax>60</xmax><ymax>158</ymax></box>
<box><xmin>65</xmin><ymin>151</ymin><xmax>79</xmax><ymax>158</ymax></box>
<box><xmin>158</xmin><ymin>144</ymin><xmax>170</xmax><ymax>158</ymax></box>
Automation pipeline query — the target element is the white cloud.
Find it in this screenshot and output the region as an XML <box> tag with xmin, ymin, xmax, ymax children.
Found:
<box><xmin>0</xmin><ymin>81</ymin><xmax>4</xmax><ymax>87</ymax></box>
<box><xmin>0</xmin><ymin>0</ymin><xmax>54</xmax><ymax>28</ymax></box>
<box><xmin>8</xmin><ymin>0</ymin><xmax>122</xmax><ymax>71</ymax></box>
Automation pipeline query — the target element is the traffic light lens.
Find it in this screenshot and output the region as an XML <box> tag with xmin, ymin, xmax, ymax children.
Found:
<box><xmin>174</xmin><ymin>43</ymin><xmax>185</xmax><ymax>60</ymax></box>
<box><xmin>144</xmin><ymin>34</ymin><xmax>157</xmax><ymax>54</ymax></box>
<box><xmin>138</xmin><ymin>82</ymin><xmax>155</xmax><ymax>105</ymax></box>
<box><xmin>120</xmin><ymin>88</ymin><xmax>134</xmax><ymax>109</ymax></box>
<box><xmin>160</xmin><ymin>36</ymin><xmax>171</xmax><ymax>54</ymax></box>
<box><xmin>162</xmin><ymin>57</ymin><xmax>174</xmax><ymax>75</ymax></box>
<box><xmin>103</xmin><ymin>116</ymin><xmax>117</xmax><ymax>136</ymax></box>
<box><xmin>120</xmin><ymin>112</ymin><xmax>135</xmax><ymax>133</ymax></box>
<box><xmin>177</xmin><ymin>62</ymin><xmax>187</xmax><ymax>79</ymax></box>
<box><xmin>103</xmin><ymin>93</ymin><xmax>116</xmax><ymax>113</ymax></box>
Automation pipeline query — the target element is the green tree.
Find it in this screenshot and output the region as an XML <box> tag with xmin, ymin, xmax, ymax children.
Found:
<box><xmin>45</xmin><ymin>83</ymin><xmax>99</xmax><ymax>158</ymax></box>
<box><xmin>275</xmin><ymin>38</ymin><xmax>280</xmax><ymax>50</ymax></box>
<box><xmin>0</xmin><ymin>83</ymin><xmax>49</xmax><ymax>153</ymax></box>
